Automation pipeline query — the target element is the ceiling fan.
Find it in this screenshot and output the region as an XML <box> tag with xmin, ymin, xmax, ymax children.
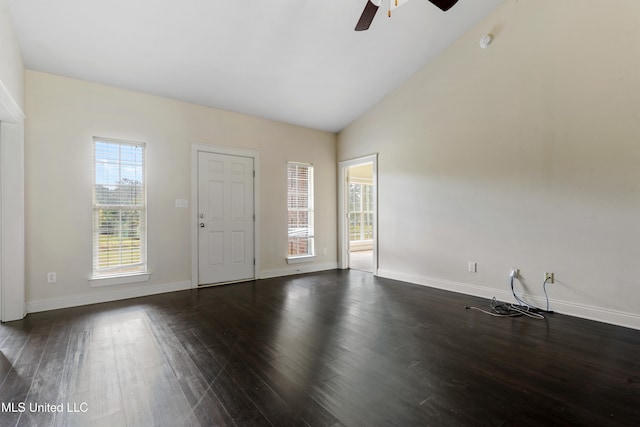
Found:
<box><xmin>355</xmin><ymin>0</ymin><xmax>460</xmax><ymax>31</ymax></box>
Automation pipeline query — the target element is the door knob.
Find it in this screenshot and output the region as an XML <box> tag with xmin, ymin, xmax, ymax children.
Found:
<box><xmin>200</xmin><ymin>223</ymin><xmax>205</xmax><ymax>228</ymax></box>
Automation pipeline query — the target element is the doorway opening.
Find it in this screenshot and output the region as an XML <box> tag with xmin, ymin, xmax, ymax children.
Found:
<box><xmin>338</xmin><ymin>155</ymin><xmax>378</xmax><ymax>274</ymax></box>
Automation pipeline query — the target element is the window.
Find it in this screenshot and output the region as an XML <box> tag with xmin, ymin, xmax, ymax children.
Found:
<box><xmin>287</xmin><ymin>162</ymin><xmax>314</xmax><ymax>258</ymax></box>
<box><xmin>348</xmin><ymin>183</ymin><xmax>374</xmax><ymax>242</ymax></box>
<box><xmin>92</xmin><ymin>137</ymin><xmax>146</xmax><ymax>278</ymax></box>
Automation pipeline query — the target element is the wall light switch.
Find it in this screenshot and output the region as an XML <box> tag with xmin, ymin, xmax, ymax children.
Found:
<box><xmin>468</xmin><ymin>262</ymin><xmax>477</xmax><ymax>273</ymax></box>
<box><xmin>175</xmin><ymin>199</ymin><xmax>188</xmax><ymax>208</ymax></box>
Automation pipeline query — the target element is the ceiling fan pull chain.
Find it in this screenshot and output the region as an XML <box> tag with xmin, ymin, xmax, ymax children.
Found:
<box><xmin>389</xmin><ymin>0</ymin><xmax>399</xmax><ymax>18</ymax></box>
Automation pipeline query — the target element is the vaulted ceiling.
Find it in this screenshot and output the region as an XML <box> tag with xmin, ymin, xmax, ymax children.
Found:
<box><xmin>8</xmin><ymin>0</ymin><xmax>503</xmax><ymax>132</ymax></box>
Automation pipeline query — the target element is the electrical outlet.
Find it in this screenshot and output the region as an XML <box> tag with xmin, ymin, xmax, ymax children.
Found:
<box><xmin>544</xmin><ymin>272</ymin><xmax>554</xmax><ymax>283</ymax></box>
<box><xmin>468</xmin><ymin>262</ymin><xmax>477</xmax><ymax>273</ymax></box>
<box><xmin>47</xmin><ymin>272</ymin><xmax>57</xmax><ymax>283</ymax></box>
<box><xmin>510</xmin><ymin>268</ymin><xmax>519</xmax><ymax>279</ymax></box>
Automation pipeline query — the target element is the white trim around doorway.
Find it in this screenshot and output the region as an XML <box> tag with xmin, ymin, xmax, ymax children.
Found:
<box><xmin>338</xmin><ymin>154</ymin><xmax>378</xmax><ymax>274</ymax></box>
<box><xmin>190</xmin><ymin>143</ymin><xmax>261</xmax><ymax>288</ymax></box>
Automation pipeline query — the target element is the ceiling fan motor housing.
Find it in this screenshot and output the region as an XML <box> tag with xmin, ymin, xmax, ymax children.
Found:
<box><xmin>355</xmin><ymin>0</ymin><xmax>460</xmax><ymax>32</ymax></box>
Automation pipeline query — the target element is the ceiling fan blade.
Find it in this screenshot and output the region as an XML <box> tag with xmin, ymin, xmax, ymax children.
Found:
<box><xmin>428</xmin><ymin>0</ymin><xmax>460</xmax><ymax>12</ymax></box>
<box><xmin>355</xmin><ymin>0</ymin><xmax>380</xmax><ymax>31</ymax></box>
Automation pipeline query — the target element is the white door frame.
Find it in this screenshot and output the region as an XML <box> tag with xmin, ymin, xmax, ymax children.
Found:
<box><xmin>191</xmin><ymin>143</ymin><xmax>261</xmax><ymax>288</ymax></box>
<box><xmin>0</xmin><ymin>81</ymin><xmax>26</xmax><ymax>322</ymax></box>
<box><xmin>338</xmin><ymin>154</ymin><xmax>378</xmax><ymax>274</ymax></box>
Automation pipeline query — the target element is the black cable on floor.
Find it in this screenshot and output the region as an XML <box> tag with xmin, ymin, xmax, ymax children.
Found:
<box><xmin>466</xmin><ymin>277</ymin><xmax>553</xmax><ymax>319</ymax></box>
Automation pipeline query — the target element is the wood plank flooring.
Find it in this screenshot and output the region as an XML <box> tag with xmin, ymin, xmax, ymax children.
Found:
<box><xmin>1</xmin><ymin>270</ymin><xmax>638</xmax><ymax>426</ymax></box>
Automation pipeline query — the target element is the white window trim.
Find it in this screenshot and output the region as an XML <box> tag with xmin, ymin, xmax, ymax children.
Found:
<box><xmin>348</xmin><ymin>182</ymin><xmax>375</xmax><ymax>243</ymax></box>
<box><xmin>286</xmin><ymin>161</ymin><xmax>314</xmax><ymax>260</ymax></box>
<box><xmin>89</xmin><ymin>272</ymin><xmax>151</xmax><ymax>287</ymax></box>
<box><xmin>286</xmin><ymin>255</ymin><xmax>316</xmax><ymax>264</ymax></box>
<box><xmin>91</xmin><ymin>137</ymin><xmax>148</xmax><ymax>284</ymax></box>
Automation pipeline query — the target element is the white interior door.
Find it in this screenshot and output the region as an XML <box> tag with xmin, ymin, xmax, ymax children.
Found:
<box><xmin>198</xmin><ymin>152</ymin><xmax>254</xmax><ymax>285</ymax></box>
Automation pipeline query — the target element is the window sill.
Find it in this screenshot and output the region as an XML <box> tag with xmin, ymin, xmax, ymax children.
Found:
<box><xmin>89</xmin><ymin>272</ymin><xmax>151</xmax><ymax>288</ymax></box>
<box><xmin>286</xmin><ymin>255</ymin><xmax>316</xmax><ymax>265</ymax></box>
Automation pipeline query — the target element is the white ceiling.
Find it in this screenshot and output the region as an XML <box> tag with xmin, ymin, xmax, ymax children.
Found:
<box><xmin>8</xmin><ymin>0</ymin><xmax>503</xmax><ymax>133</ymax></box>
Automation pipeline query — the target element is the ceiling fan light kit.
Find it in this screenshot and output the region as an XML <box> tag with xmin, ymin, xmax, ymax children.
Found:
<box><xmin>355</xmin><ymin>0</ymin><xmax>460</xmax><ymax>31</ymax></box>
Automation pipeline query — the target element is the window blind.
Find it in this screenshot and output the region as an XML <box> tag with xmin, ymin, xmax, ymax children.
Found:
<box><xmin>93</xmin><ymin>137</ymin><xmax>146</xmax><ymax>276</ymax></box>
<box><xmin>287</xmin><ymin>162</ymin><xmax>314</xmax><ymax>256</ymax></box>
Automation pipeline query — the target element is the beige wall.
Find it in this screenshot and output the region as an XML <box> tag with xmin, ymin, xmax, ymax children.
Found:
<box><xmin>348</xmin><ymin>164</ymin><xmax>373</xmax><ymax>183</ymax></box>
<box><xmin>25</xmin><ymin>70</ymin><xmax>336</xmax><ymax>305</ymax></box>
<box><xmin>338</xmin><ymin>0</ymin><xmax>640</xmax><ymax>328</ymax></box>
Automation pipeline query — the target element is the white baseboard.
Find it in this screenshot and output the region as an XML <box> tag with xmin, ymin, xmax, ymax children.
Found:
<box><xmin>260</xmin><ymin>262</ymin><xmax>338</xmax><ymax>280</ymax></box>
<box><xmin>25</xmin><ymin>262</ymin><xmax>338</xmax><ymax>314</ymax></box>
<box><xmin>26</xmin><ymin>280</ymin><xmax>192</xmax><ymax>314</ymax></box>
<box><xmin>377</xmin><ymin>269</ymin><xmax>640</xmax><ymax>331</ymax></box>
<box><xmin>26</xmin><ymin>268</ymin><xmax>639</xmax><ymax>331</ymax></box>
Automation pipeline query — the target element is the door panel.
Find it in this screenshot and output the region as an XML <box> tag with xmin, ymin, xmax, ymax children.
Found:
<box><xmin>198</xmin><ymin>152</ymin><xmax>254</xmax><ymax>284</ymax></box>
<box><xmin>231</xmin><ymin>182</ymin><xmax>245</xmax><ymax>219</ymax></box>
<box><xmin>209</xmin><ymin>180</ymin><xmax>224</xmax><ymax>219</ymax></box>
<box><xmin>208</xmin><ymin>231</ymin><xmax>224</xmax><ymax>266</ymax></box>
<box><xmin>231</xmin><ymin>231</ymin><xmax>245</xmax><ymax>263</ymax></box>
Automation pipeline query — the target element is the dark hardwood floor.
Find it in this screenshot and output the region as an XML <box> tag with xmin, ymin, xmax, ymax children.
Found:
<box><xmin>1</xmin><ymin>269</ymin><xmax>638</xmax><ymax>426</ymax></box>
